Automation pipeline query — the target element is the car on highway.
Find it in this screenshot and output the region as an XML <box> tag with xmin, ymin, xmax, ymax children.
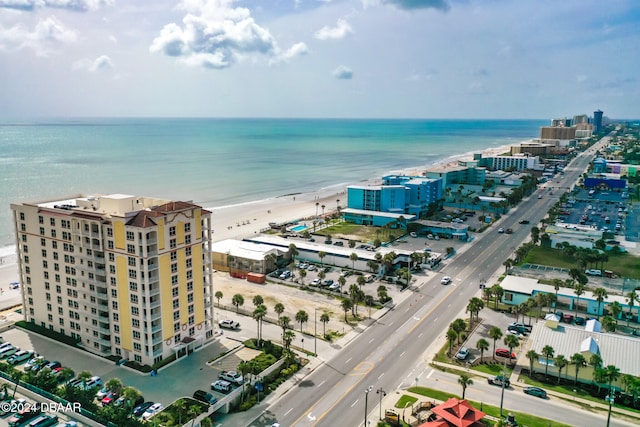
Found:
<box><xmin>455</xmin><ymin>347</ymin><xmax>469</xmax><ymax>360</ymax></box>
<box><xmin>440</xmin><ymin>276</ymin><xmax>451</xmax><ymax>285</ymax></box>
<box><xmin>518</xmin><ymin>220</ymin><xmax>530</xmax><ymax>224</ymax></box>
<box><xmin>498</xmin><ymin>227</ymin><xmax>504</xmax><ymax>233</ymax></box>
<box><xmin>488</xmin><ymin>375</ymin><xmax>510</xmax><ymax>387</ymax></box>
<box><xmin>495</xmin><ymin>348</ymin><xmax>516</xmax><ymax>359</ymax></box>
<box><xmin>523</xmin><ymin>386</ymin><xmax>547</xmax><ymax>399</ymax></box>
<box><xmin>218</xmin><ymin>319</ymin><xmax>240</xmax><ymax>329</ymax></box>
<box><xmin>505</xmin><ymin>228</ymin><xmax>513</xmax><ymax>234</ymax></box>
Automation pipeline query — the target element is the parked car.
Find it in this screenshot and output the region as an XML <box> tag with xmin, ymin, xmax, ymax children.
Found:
<box><xmin>218</xmin><ymin>319</ymin><xmax>240</xmax><ymax>329</ymax></box>
<box><xmin>141</xmin><ymin>403</ymin><xmax>163</xmax><ymax>420</ymax></box>
<box><xmin>114</xmin><ymin>395</ymin><xmax>144</xmax><ymax>408</ymax></box>
<box><xmin>311</xmin><ymin>279</ymin><xmax>321</xmax><ymax>286</ymax></box>
<box><xmin>193</xmin><ymin>390</ymin><xmax>218</xmax><ymax>405</ymax></box>
<box><xmin>95</xmin><ymin>387</ymin><xmax>110</xmax><ymax>400</ymax></box>
<box><xmin>575</xmin><ymin>317</ymin><xmax>586</xmax><ymax>326</ymax></box>
<box><xmin>0</xmin><ymin>345</ymin><xmax>19</xmax><ymax>359</ymax></box>
<box><xmin>507</xmin><ymin>325</ymin><xmax>527</xmax><ymax>335</ymax></box>
<box><xmin>278</xmin><ymin>270</ymin><xmax>291</xmax><ymax>280</ymax></box>
<box><xmin>219</xmin><ymin>370</ymin><xmax>243</xmax><ymax>385</ymax></box>
<box><xmin>133</xmin><ymin>401</ymin><xmax>154</xmax><ymax>417</ymax></box>
<box><xmin>31</xmin><ymin>359</ymin><xmax>49</xmax><ymax>372</ymax></box>
<box><xmin>101</xmin><ymin>392</ymin><xmax>119</xmax><ymax>406</ymax></box>
<box><xmin>83</xmin><ymin>376</ymin><xmax>102</xmax><ymax>390</ymax></box>
<box><xmin>455</xmin><ymin>347</ymin><xmax>469</xmax><ymax>360</ymax></box>
<box><xmin>329</xmin><ymin>282</ymin><xmax>341</xmax><ymax>291</ymax></box>
<box><xmin>323</xmin><ymin>279</ymin><xmax>334</xmax><ymax>287</ymax></box>
<box><xmin>441</xmin><ymin>276</ymin><xmax>451</xmax><ymax>285</ymax></box>
<box><xmin>7</xmin><ymin>350</ymin><xmax>33</xmax><ymax>365</ymax></box>
<box><xmin>211</xmin><ymin>380</ymin><xmax>232</xmax><ymax>393</ymax></box>
<box><xmin>488</xmin><ymin>375</ymin><xmax>510</xmax><ymax>387</ymax></box>
<box><xmin>523</xmin><ymin>386</ymin><xmax>547</xmax><ymax>398</ymax></box>
<box><xmin>508</xmin><ymin>322</ymin><xmax>531</xmax><ymax>331</ymax></box>
<box><xmin>24</xmin><ymin>355</ymin><xmax>44</xmax><ymax>371</ymax></box>
<box><xmin>333</xmin><ymin>241</ymin><xmax>344</xmax><ymax>246</ymax></box>
<box><xmin>585</xmin><ymin>269</ymin><xmax>602</xmax><ymax>276</ymax></box>
<box><xmin>44</xmin><ymin>361</ymin><xmax>61</xmax><ymax>371</ymax></box>
<box><xmin>495</xmin><ymin>348</ymin><xmax>516</xmax><ymax>359</ymax></box>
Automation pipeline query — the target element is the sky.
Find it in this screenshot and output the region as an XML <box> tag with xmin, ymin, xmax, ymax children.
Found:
<box><xmin>0</xmin><ymin>0</ymin><xmax>639</xmax><ymax>119</ymax></box>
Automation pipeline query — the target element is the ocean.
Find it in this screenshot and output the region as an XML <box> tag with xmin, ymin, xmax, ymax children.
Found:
<box><xmin>0</xmin><ymin>118</ymin><xmax>546</xmax><ymax>247</ymax></box>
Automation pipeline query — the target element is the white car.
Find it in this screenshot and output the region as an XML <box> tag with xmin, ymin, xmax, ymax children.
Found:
<box><xmin>218</xmin><ymin>319</ymin><xmax>240</xmax><ymax>329</ymax></box>
<box><xmin>455</xmin><ymin>347</ymin><xmax>469</xmax><ymax>360</ymax></box>
<box><xmin>142</xmin><ymin>402</ymin><xmax>163</xmax><ymax>420</ymax></box>
<box><xmin>585</xmin><ymin>269</ymin><xmax>602</xmax><ymax>276</ymax></box>
<box><xmin>219</xmin><ymin>370</ymin><xmax>244</xmax><ymax>385</ymax></box>
<box><xmin>311</xmin><ymin>278</ymin><xmax>321</xmax><ymax>286</ymax></box>
<box><xmin>441</xmin><ymin>276</ymin><xmax>451</xmax><ymax>285</ymax></box>
<box><xmin>498</xmin><ymin>227</ymin><xmax>505</xmax><ymax>233</ymax></box>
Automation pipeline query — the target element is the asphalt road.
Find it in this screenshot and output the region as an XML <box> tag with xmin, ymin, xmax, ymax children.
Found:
<box><xmin>255</xmin><ymin>137</ymin><xmax>622</xmax><ymax>427</ymax></box>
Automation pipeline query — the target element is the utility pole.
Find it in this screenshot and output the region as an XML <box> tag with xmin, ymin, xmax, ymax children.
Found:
<box><xmin>376</xmin><ymin>387</ymin><xmax>386</xmax><ymax>421</ymax></box>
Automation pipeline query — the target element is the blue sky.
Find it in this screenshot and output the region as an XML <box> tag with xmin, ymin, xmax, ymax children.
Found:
<box><xmin>0</xmin><ymin>0</ymin><xmax>639</xmax><ymax>119</ymax></box>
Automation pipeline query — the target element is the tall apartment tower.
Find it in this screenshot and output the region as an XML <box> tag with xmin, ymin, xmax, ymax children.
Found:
<box><xmin>594</xmin><ymin>110</ymin><xmax>604</xmax><ymax>133</ymax></box>
<box><xmin>11</xmin><ymin>194</ymin><xmax>214</xmax><ymax>366</ymax></box>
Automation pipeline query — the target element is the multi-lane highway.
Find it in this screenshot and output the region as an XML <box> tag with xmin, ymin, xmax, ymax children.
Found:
<box><xmin>253</xmin><ymin>136</ymin><xmax>629</xmax><ymax>427</ymax></box>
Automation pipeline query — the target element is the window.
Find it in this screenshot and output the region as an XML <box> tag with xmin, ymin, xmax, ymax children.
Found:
<box><xmin>107</xmin><ymin>228</ymin><xmax>113</xmax><ymax>237</ymax></box>
<box><xmin>171</xmin><ymin>263</ymin><xmax>178</xmax><ymax>273</ymax></box>
<box><xmin>51</xmin><ymin>229</ymin><xmax>56</xmax><ymax>238</ymax></box>
<box><xmin>133</xmin><ymin>331</ymin><xmax>141</xmax><ymax>339</ymax></box>
<box><xmin>187</xmin><ymin>281</ymin><xmax>193</xmax><ymax>291</ymax></box>
<box><xmin>109</xmin><ymin>265</ymin><xmax>116</xmax><ymax>274</ymax></box>
<box><xmin>185</xmin><ymin>247</ymin><xmax>191</xmax><ymax>256</ymax></box>
<box><xmin>53</xmin><ymin>251</ymin><xmax>58</xmax><ymax>260</ymax></box>
<box><xmin>108</xmin><ymin>253</ymin><xmax>115</xmax><ymax>262</ymax></box>
<box><xmin>108</xmin><ymin>241</ymin><xmax>114</xmax><ymax>249</ymax></box>
<box><xmin>38</xmin><ymin>215</ymin><xmax>43</xmax><ymax>223</ymax></box>
<box><xmin>42</xmin><ymin>260</ymin><xmax>48</xmax><ymax>269</ymax></box>
<box><xmin>113</xmin><ymin>313</ymin><xmax>119</xmax><ymax>321</ymax></box>
<box><xmin>188</xmin><ymin>304</ymin><xmax>194</xmax><ymax>314</ymax></box>
<box><xmin>171</xmin><ymin>275</ymin><xmax>178</xmax><ymax>285</ymax></box>
<box><xmin>48</xmin><ymin>314</ymin><xmax>53</xmax><ymax>322</ymax></box>
<box><xmin>127</xmin><ymin>244</ymin><xmax>135</xmax><ymax>254</ymax></box>
<box><xmin>169</xmin><ymin>226</ymin><xmax>176</xmax><ymax>236</ymax></box>
<box><xmin>50</xmin><ymin>217</ymin><xmax>56</xmax><ymax>226</ymax></box>
<box><xmin>172</xmin><ymin>299</ymin><xmax>179</xmax><ymax>309</ymax></box>
<box><xmin>111</xmin><ymin>289</ymin><xmax>117</xmax><ymax>298</ymax></box>
<box><xmin>184</xmin><ymin>223</ymin><xmax>191</xmax><ymax>233</ymax></box>
<box><xmin>173</xmin><ymin>311</ymin><xmax>180</xmax><ymax>321</ymax></box>
<box><xmin>172</xmin><ymin>288</ymin><xmax>179</xmax><ymax>297</ymax></box>
<box><xmin>131</xmin><ymin>307</ymin><xmax>139</xmax><ymax>316</ymax></box>
<box><xmin>126</xmin><ymin>231</ymin><xmax>135</xmax><ymax>241</ymax></box>
<box><xmin>130</xmin><ymin>282</ymin><xmax>138</xmax><ymax>292</ymax></box>
<box><xmin>46</xmin><ymin>303</ymin><xmax>52</xmax><ymax>311</ymax></box>
<box><xmin>185</xmin><ymin>235</ymin><xmax>191</xmax><ymax>244</ymax></box>
<box><xmin>170</xmin><ymin>251</ymin><xmax>177</xmax><ymax>261</ymax></box>
<box><xmin>59</xmin><ymin>318</ymin><xmax>64</xmax><ymax>326</ymax></box>
<box><xmin>40</xmin><ymin>227</ymin><xmax>45</xmax><ymax>236</ymax></box>
<box><xmin>128</xmin><ymin>270</ymin><xmax>137</xmax><ymax>279</ymax></box>
<box><xmin>134</xmin><ymin>354</ymin><xmax>142</xmax><ymax>362</ymax></box>
<box><xmin>188</xmin><ymin>315</ymin><xmax>195</xmax><ymax>325</ymax></box>
<box><xmin>110</xmin><ymin>277</ymin><xmax>116</xmax><ymax>286</ymax></box>
<box><xmin>170</xmin><ymin>239</ymin><xmax>176</xmax><ymax>249</ymax></box>
<box><xmin>20</xmin><ymin>223</ymin><xmax>26</xmax><ymax>232</ymax></box>
<box><xmin>132</xmin><ymin>319</ymin><xmax>140</xmax><ymax>328</ymax></box>
<box><xmin>186</xmin><ymin>259</ymin><xmax>192</xmax><ymax>268</ymax></box>
<box><xmin>52</xmin><ymin>241</ymin><xmax>57</xmax><ymax>249</ymax></box>
<box><xmin>41</xmin><ymin>238</ymin><xmax>46</xmax><ymax>247</ymax></box>
<box><xmin>56</xmin><ymin>285</ymin><xmax>61</xmax><ymax>293</ymax></box>
<box><xmin>42</xmin><ymin>249</ymin><xmax>47</xmax><ymax>257</ymax></box>
<box><xmin>187</xmin><ymin>293</ymin><xmax>194</xmax><ymax>303</ymax></box>
<box><xmin>112</xmin><ymin>301</ymin><xmax>118</xmax><ymax>309</ymax></box>
<box><xmin>186</xmin><ymin>271</ymin><xmax>193</xmax><ymax>280</ymax></box>
<box><xmin>131</xmin><ymin>295</ymin><xmax>138</xmax><ymax>304</ymax></box>
<box><xmin>128</xmin><ymin>257</ymin><xmax>136</xmax><ymax>266</ymax></box>
<box><xmin>174</xmin><ymin>323</ymin><xmax>180</xmax><ymax>332</ymax></box>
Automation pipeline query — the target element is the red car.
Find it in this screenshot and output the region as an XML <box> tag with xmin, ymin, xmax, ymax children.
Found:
<box><xmin>495</xmin><ymin>348</ymin><xmax>516</xmax><ymax>359</ymax></box>
<box><xmin>102</xmin><ymin>392</ymin><xmax>119</xmax><ymax>406</ymax></box>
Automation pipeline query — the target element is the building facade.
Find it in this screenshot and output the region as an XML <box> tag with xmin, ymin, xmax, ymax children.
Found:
<box><xmin>593</xmin><ymin>110</ymin><xmax>603</xmax><ymax>134</ymax></box>
<box><xmin>11</xmin><ymin>194</ymin><xmax>214</xmax><ymax>366</ymax></box>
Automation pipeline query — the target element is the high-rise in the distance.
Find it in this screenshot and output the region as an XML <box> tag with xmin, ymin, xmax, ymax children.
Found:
<box><xmin>11</xmin><ymin>194</ymin><xmax>214</xmax><ymax>366</ymax></box>
<box><xmin>594</xmin><ymin>109</ymin><xmax>604</xmax><ymax>134</ymax></box>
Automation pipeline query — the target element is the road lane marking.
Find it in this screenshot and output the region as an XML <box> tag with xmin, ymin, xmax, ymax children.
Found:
<box><xmin>399</xmin><ymin>351</ymin><xmax>406</xmax><ymax>358</ymax></box>
<box><xmin>345</xmin><ymin>357</ymin><xmax>352</xmax><ymax>364</ymax></box>
<box><xmin>369</xmin><ymin>338</ymin><xmax>374</xmax><ymax>344</ymax></box>
<box><xmin>418</xmin><ymin>332</ymin><xmax>423</xmax><ymax>338</ymax></box>
<box><xmin>378</xmin><ymin>373</ymin><xmax>385</xmax><ymax>380</ymax></box>
<box><xmin>351</xmin><ymin>399</ymin><xmax>359</xmax><ymax>408</ymax></box>
<box><xmin>284</xmin><ymin>408</ymin><xmax>293</xmax><ymax>416</ymax></box>
<box><xmin>318</xmin><ymin>380</ymin><xmax>325</xmax><ymax>387</ymax></box>
<box><xmin>427</xmin><ymin>369</ymin><xmax>434</xmax><ymax>379</ymax></box>
<box><xmin>307</xmin><ymin>413</ymin><xmax>316</xmax><ymax>421</ymax></box>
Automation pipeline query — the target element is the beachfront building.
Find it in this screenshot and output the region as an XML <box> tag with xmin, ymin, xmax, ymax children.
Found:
<box><xmin>473</xmin><ymin>153</ymin><xmax>541</xmax><ymax>172</ymax></box>
<box><xmin>11</xmin><ymin>194</ymin><xmax>214</xmax><ymax>366</ymax></box>
<box><xmin>540</xmin><ymin>125</ymin><xmax>577</xmax><ymax>140</ymax></box>
<box><xmin>211</xmin><ymin>239</ymin><xmax>280</xmax><ymax>274</ymax></box>
<box><xmin>343</xmin><ymin>176</ymin><xmax>440</xmax><ymax>225</ymax></box>
<box><xmin>545</xmin><ymin>224</ymin><xmax>604</xmax><ymax>250</ymax></box>
<box><xmin>411</xmin><ymin>220</ymin><xmax>470</xmax><ymax>241</ymax></box>
<box><xmin>424</xmin><ymin>163</ymin><xmax>486</xmax><ymax>188</ymax></box>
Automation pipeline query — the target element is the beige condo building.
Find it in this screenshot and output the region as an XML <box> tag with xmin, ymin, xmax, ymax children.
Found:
<box><xmin>11</xmin><ymin>194</ymin><xmax>214</xmax><ymax>366</ymax></box>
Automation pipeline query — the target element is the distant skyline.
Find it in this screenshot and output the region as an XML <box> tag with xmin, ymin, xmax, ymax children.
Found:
<box><xmin>1</xmin><ymin>0</ymin><xmax>639</xmax><ymax>119</ymax></box>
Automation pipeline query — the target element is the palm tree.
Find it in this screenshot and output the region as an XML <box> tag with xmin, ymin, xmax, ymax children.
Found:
<box><xmin>214</xmin><ymin>291</ymin><xmax>223</xmax><ymax>308</ymax></box>
<box><xmin>466</xmin><ymin>297</ymin><xmax>484</xmax><ymax>326</ymax></box>
<box><xmin>450</xmin><ymin>318</ymin><xmax>467</xmax><ymax>343</ymax></box>
<box><xmin>504</xmin><ymin>334</ymin><xmax>519</xmax><ymax>360</ymax></box>
<box><xmin>288</xmin><ymin>243</ymin><xmax>299</xmax><ymax>264</ymax></box>
<box><xmin>253</xmin><ymin>304</ymin><xmax>267</xmax><ymax>344</ymax></box>
<box><xmin>295</xmin><ymin>310</ymin><xmax>309</xmax><ymax>333</ymax></box>
<box><xmin>232</xmin><ymin>294</ymin><xmax>244</xmax><ymax>313</ymax></box>
<box><xmin>570</xmin><ymin>353</ymin><xmax>586</xmax><ymax>385</ymax></box>
<box><xmin>573</xmin><ymin>283</ymin><xmax>585</xmax><ymax>317</ymax></box>
<box><xmin>446</xmin><ymin>329</ymin><xmax>458</xmax><ymax>356</ymax></box>
<box><xmin>542</xmin><ymin>345</ymin><xmax>555</xmax><ymax>378</ymax></box>
<box><xmin>278</xmin><ymin>316</ymin><xmax>291</xmax><ymax>342</ymax></box>
<box><xmin>503</xmin><ymin>259</ymin><xmax>513</xmax><ymax>274</ymax></box>
<box><xmin>625</xmin><ymin>291</ymin><xmax>638</xmax><ymax>326</ymax></box>
<box><xmin>551</xmin><ymin>278</ymin><xmax>562</xmax><ymax>305</ymax></box>
<box><xmin>526</xmin><ymin>350</ymin><xmax>539</xmax><ymax>377</ymax></box>
<box><xmin>341</xmin><ymin>299</ymin><xmax>353</xmax><ymax>323</ymax></box>
<box><xmin>491</xmin><ymin>285</ymin><xmax>504</xmax><ymax>309</ymax></box>
<box><xmin>350</xmin><ymin>253</ymin><xmax>358</xmax><ymax>270</ymax></box>
<box><xmin>320</xmin><ymin>313</ymin><xmax>330</xmax><ymax>338</ymax></box>
<box><xmin>604</xmin><ymin>365</ymin><xmax>620</xmax><ymax>394</ymax></box>
<box><xmin>476</xmin><ymin>338</ymin><xmax>489</xmax><ymax>361</ymax></box>
<box><xmin>338</xmin><ymin>275</ymin><xmax>346</xmax><ymax>294</ymax></box>
<box><xmin>593</xmin><ymin>287</ymin><xmax>608</xmax><ymax>319</ymax></box>
<box><xmin>608</xmin><ymin>301</ymin><xmax>623</xmax><ymax>325</ymax></box>
<box><xmin>601</xmin><ymin>315</ymin><xmax>617</xmax><ymax>332</ymax></box>
<box><xmin>458</xmin><ymin>374</ymin><xmax>473</xmax><ymax>399</ymax></box>
<box><xmin>299</xmin><ymin>269</ymin><xmax>307</xmax><ymax>285</ymax></box>
<box><xmin>489</xmin><ymin>327</ymin><xmax>502</xmax><ymax>360</ymax></box>
<box><xmin>318</xmin><ymin>251</ymin><xmax>327</xmax><ymax>268</ymax></box>
<box><xmin>357</xmin><ymin>275</ymin><xmax>366</xmax><ymax>290</ymax></box>
<box><xmin>274</xmin><ymin>302</ymin><xmax>285</xmax><ymax>320</ymax></box>
<box><xmin>252</xmin><ymin>295</ymin><xmax>264</xmax><ymax>308</ymax></box>
<box><xmin>105</xmin><ymin>377</ymin><xmax>123</xmax><ymax>394</ymax></box>
<box><xmin>590</xmin><ymin>353</ymin><xmax>603</xmax><ymax>370</ymax></box>
<box><xmin>173</xmin><ymin>398</ymin><xmax>188</xmax><ymax>425</ymax></box>
<box><xmin>283</xmin><ymin>330</ymin><xmax>295</xmax><ymax>354</ymax></box>
<box><xmin>555</xmin><ymin>355</ymin><xmax>568</xmax><ymax>384</ymax></box>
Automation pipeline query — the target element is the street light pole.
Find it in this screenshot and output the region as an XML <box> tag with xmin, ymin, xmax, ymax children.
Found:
<box><xmin>364</xmin><ymin>385</ymin><xmax>372</xmax><ymax>427</ymax></box>
<box><xmin>314</xmin><ymin>308</ymin><xmax>318</xmax><ymax>355</ymax></box>
<box><xmin>606</xmin><ymin>394</ymin><xmax>615</xmax><ymax>427</ymax></box>
<box><xmin>499</xmin><ymin>358</ymin><xmax>507</xmax><ymax>417</ymax></box>
<box><xmin>376</xmin><ymin>387</ymin><xmax>386</xmax><ymax>421</ymax></box>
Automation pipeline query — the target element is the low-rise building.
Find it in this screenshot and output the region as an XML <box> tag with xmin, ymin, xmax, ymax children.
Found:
<box><xmin>210</xmin><ymin>239</ymin><xmax>281</xmax><ymax>274</ymax></box>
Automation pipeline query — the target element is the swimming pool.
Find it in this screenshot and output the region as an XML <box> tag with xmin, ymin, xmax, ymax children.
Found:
<box><xmin>290</xmin><ymin>225</ymin><xmax>308</xmax><ymax>232</ymax></box>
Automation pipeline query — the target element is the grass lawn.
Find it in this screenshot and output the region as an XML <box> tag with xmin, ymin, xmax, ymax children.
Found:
<box><xmin>408</xmin><ymin>386</ymin><xmax>573</xmax><ymax>427</ymax></box>
<box><xmin>315</xmin><ymin>222</ymin><xmax>404</xmax><ymax>243</ymax></box>
<box><xmin>394</xmin><ymin>394</ymin><xmax>418</xmax><ymax>409</ymax></box>
<box><xmin>523</xmin><ymin>246</ymin><xmax>640</xmax><ymax>279</ymax></box>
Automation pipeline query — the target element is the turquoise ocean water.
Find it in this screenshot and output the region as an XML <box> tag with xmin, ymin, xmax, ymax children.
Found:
<box><xmin>0</xmin><ymin>118</ymin><xmax>546</xmax><ymax>247</ymax></box>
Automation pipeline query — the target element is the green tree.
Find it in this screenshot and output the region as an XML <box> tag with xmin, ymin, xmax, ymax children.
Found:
<box><xmin>542</xmin><ymin>345</ymin><xmax>555</xmax><ymax>377</ymax></box>
<box><xmin>450</xmin><ymin>318</ymin><xmax>467</xmax><ymax>344</ymax></box>
<box><xmin>504</xmin><ymin>334</ymin><xmax>519</xmax><ymax>360</ymax></box>
<box><xmin>555</xmin><ymin>355</ymin><xmax>568</xmax><ymax>384</ymax></box>
<box><xmin>604</xmin><ymin>365</ymin><xmax>620</xmax><ymax>393</ymax></box>
<box><xmin>299</xmin><ymin>269</ymin><xmax>307</xmax><ymax>285</ymax></box>
<box><xmin>232</xmin><ymin>294</ymin><xmax>244</xmax><ymax>313</ymax></box>
<box><xmin>350</xmin><ymin>252</ymin><xmax>359</xmax><ymax>270</ymax></box>
<box><xmin>489</xmin><ymin>327</ymin><xmax>502</xmax><ymax>360</ymax></box>
<box><xmin>338</xmin><ymin>275</ymin><xmax>346</xmax><ymax>294</ymax></box>
<box><xmin>357</xmin><ymin>275</ymin><xmax>366</xmax><ymax>290</ymax></box>
<box><xmin>274</xmin><ymin>302</ymin><xmax>285</xmax><ymax>319</ymax></box>
<box><xmin>476</xmin><ymin>338</ymin><xmax>489</xmax><ymax>361</ymax></box>
<box><xmin>458</xmin><ymin>374</ymin><xmax>473</xmax><ymax>399</ymax></box>
<box><xmin>320</xmin><ymin>313</ymin><xmax>330</xmax><ymax>338</ymax></box>
<box><xmin>573</xmin><ymin>283</ymin><xmax>586</xmax><ymax>317</ymax></box>
<box><xmin>593</xmin><ymin>287</ymin><xmax>608</xmax><ymax>319</ymax></box>
<box><xmin>570</xmin><ymin>353</ymin><xmax>586</xmax><ymax>385</ymax></box>
<box><xmin>252</xmin><ymin>295</ymin><xmax>264</xmax><ymax>307</ymax></box>
<box><xmin>318</xmin><ymin>251</ymin><xmax>327</xmax><ymax>267</ymax></box>
<box><xmin>341</xmin><ymin>299</ymin><xmax>353</xmax><ymax>323</ymax></box>
<box><xmin>214</xmin><ymin>291</ymin><xmax>223</xmax><ymax>308</ymax></box>
<box><xmin>446</xmin><ymin>329</ymin><xmax>458</xmax><ymax>356</ymax></box>
<box><xmin>526</xmin><ymin>350</ymin><xmax>539</xmax><ymax>377</ymax></box>
<box><xmin>608</xmin><ymin>301</ymin><xmax>623</xmax><ymax>325</ymax></box>
<box><xmin>278</xmin><ymin>316</ymin><xmax>291</xmax><ymax>342</ymax></box>
<box><xmin>625</xmin><ymin>291</ymin><xmax>639</xmax><ymax>326</ymax></box>
<box><xmin>295</xmin><ymin>310</ymin><xmax>309</xmax><ymax>333</ymax></box>
<box><xmin>491</xmin><ymin>284</ymin><xmax>504</xmax><ymax>309</ymax></box>
<box><xmin>253</xmin><ymin>304</ymin><xmax>267</xmax><ymax>344</ymax></box>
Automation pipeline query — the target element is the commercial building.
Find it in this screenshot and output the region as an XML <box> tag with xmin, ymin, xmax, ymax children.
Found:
<box><xmin>11</xmin><ymin>194</ymin><xmax>214</xmax><ymax>366</ymax></box>
<box><xmin>540</xmin><ymin>126</ymin><xmax>577</xmax><ymax>140</ymax></box>
<box><xmin>210</xmin><ymin>239</ymin><xmax>280</xmax><ymax>274</ymax></box>
<box><xmin>474</xmin><ymin>153</ymin><xmax>540</xmax><ymax>172</ymax></box>
<box><xmin>594</xmin><ymin>110</ymin><xmax>604</xmax><ymax>134</ymax></box>
<box><xmin>424</xmin><ymin>163</ymin><xmax>486</xmax><ymax>188</ymax></box>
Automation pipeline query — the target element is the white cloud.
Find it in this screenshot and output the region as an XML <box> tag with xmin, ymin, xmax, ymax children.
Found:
<box><xmin>0</xmin><ymin>0</ymin><xmax>113</xmax><ymax>12</ymax></box>
<box><xmin>72</xmin><ymin>54</ymin><xmax>113</xmax><ymax>71</ymax></box>
<box><xmin>380</xmin><ymin>0</ymin><xmax>450</xmax><ymax>12</ymax></box>
<box><xmin>314</xmin><ymin>18</ymin><xmax>353</xmax><ymax>40</ymax></box>
<box><xmin>150</xmin><ymin>0</ymin><xmax>303</xmax><ymax>69</ymax></box>
<box><xmin>0</xmin><ymin>15</ymin><xmax>77</xmax><ymax>56</ymax></box>
<box><xmin>333</xmin><ymin>65</ymin><xmax>353</xmax><ymax>79</ymax></box>
<box><xmin>576</xmin><ymin>74</ymin><xmax>587</xmax><ymax>83</ymax></box>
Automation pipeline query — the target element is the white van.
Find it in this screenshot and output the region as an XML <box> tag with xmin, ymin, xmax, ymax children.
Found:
<box><xmin>0</xmin><ymin>345</ymin><xmax>18</xmax><ymax>358</ymax></box>
<box><xmin>83</xmin><ymin>376</ymin><xmax>102</xmax><ymax>389</ymax></box>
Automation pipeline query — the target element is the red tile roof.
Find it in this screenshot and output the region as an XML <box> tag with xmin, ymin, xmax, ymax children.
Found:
<box><xmin>126</xmin><ymin>210</ymin><xmax>164</xmax><ymax>228</ymax></box>
<box><xmin>418</xmin><ymin>398</ymin><xmax>485</xmax><ymax>427</ymax></box>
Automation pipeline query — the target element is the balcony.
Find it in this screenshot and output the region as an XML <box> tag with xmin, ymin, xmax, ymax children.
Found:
<box><xmin>149</xmin><ymin>309</ymin><xmax>162</xmax><ymax>321</ymax></box>
<box><xmin>148</xmin><ymin>299</ymin><xmax>161</xmax><ymax>310</ymax></box>
<box><xmin>147</xmin><ymin>285</ymin><xmax>160</xmax><ymax>297</ymax></box>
